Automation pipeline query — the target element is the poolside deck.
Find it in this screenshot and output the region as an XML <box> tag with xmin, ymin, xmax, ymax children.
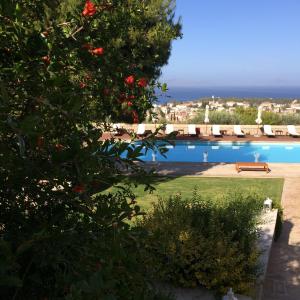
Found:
<box><xmin>101</xmin><ymin>123</ymin><xmax>300</xmax><ymax>142</ymax></box>
<box><xmin>142</xmin><ymin>162</ymin><xmax>300</xmax><ymax>178</ymax></box>
<box><xmin>100</xmin><ymin>132</ymin><xmax>300</xmax><ymax>142</ymax></box>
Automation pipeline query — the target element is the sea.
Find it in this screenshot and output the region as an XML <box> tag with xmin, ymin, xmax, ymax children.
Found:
<box><xmin>156</xmin><ymin>86</ymin><xmax>300</xmax><ymax>103</ymax></box>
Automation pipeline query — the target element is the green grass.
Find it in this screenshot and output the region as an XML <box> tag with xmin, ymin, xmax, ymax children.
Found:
<box><xmin>107</xmin><ymin>177</ymin><xmax>284</xmax><ymax>211</ymax></box>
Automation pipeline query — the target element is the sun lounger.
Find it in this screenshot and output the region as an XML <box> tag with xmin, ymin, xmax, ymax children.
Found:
<box><xmin>263</xmin><ymin>125</ymin><xmax>275</xmax><ymax>137</ymax></box>
<box><xmin>233</xmin><ymin>125</ymin><xmax>245</xmax><ymax>137</ymax></box>
<box><xmin>165</xmin><ymin>124</ymin><xmax>174</xmax><ymax>135</ymax></box>
<box><xmin>212</xmin><ymin>125</ymin><xmax>222</xmax><ymax>137</ymax></box>
<box><xmin>112</xmin><ymin>123</ymin><xmax>122</xmax><ymax>135</ymax></box>
<box><xmin>287</xmin><ymin>125</ymin><xmax>300</xmax><ymax>137</ymax></box>
<box><xmin>236</xmin><ymin>162</ymin><xmax>270</xmax><ymax>173</ymax></box>
<box><xmin>136</xmin><ymin>124</ymin><xmax>146</xmax><ymax>136</ymax></box>
<box><xmin>187</xmin><ymin>124</ymin><xmax>197</xmax><ymax>136</ymax></box>
<box><xmin>112</xmin><ymin>123</ymin><xmax>120</xmax><ymax>130</ymax></box>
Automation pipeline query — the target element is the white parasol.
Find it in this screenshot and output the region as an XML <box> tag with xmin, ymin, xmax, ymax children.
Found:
<box><xmin>204</xmin><ymin>105</ymin><xmax>210</xmax><ymax>124</ymax></box>
<box><xmin>255</xmin><ymin>106</ymin><xmax>262</xmax><ymax>136</ymax></box>
<box><xmin>204</xmin><ymin>105</ymin><xmax>209</xmax><ymax>135</ymax></box>
<box><xmin>255</xmin><ymin>106</ymin><xmax>262</xmax><ymax>125</ymax></box>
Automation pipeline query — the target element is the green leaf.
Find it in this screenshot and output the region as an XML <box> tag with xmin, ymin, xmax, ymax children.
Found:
<box><xmin>161</xmin><ymin>83</ymin><xmax>168</xmax><ymax>92</ymax></box>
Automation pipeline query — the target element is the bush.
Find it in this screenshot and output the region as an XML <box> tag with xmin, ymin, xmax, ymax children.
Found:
<box><xmin>190</xmin><ymin>107</ymin><xmax>300</xmax><ymax>125</ymax></box>
<box><xmin>235</xmin><ymin>107</ymin><xmax>258</xmax><ymax>125</ymax></box>
<box><xmin>191</xmin><ymin>111</ymin><xmax>240</xmax><ymax>125</ymax></box>
<box><xmin>0</xmin><ymin>1</ymin><xmax>181</xmax><ymax>299</ymax></box>
<box><xmin>138</xmin><ymin>192</ymin><xmax>263</xmax><ymax>296</ymax></box>
<box><xmin>0</xmin><ymin>190</ymin><xmax>175</xmax><ymax>300</ymax></box>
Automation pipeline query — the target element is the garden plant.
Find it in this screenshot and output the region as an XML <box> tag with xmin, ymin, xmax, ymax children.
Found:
<box><xmin>0</xmin><ymin>1</ymin><xmax>180</xmax><ymax>299</ymax></box>
<box><xmin>190</xmin><ymin>107</ymin><xmax>300</xmax><ymax>125</ymax></box>
<box><xmin>138</xmin><ymin>192</ymin><xmax>263</xmax><ymax>296</ymax></box>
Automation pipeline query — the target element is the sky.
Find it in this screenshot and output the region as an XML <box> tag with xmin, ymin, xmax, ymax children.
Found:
<box><xmin>161</xmin><ymin>0</ymin><xmax>300</xmax><ymax>88</ymax></box>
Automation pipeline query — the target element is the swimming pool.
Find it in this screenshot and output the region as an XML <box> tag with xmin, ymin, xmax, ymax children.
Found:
<box><xmin>138</xmin><ymin>141</ymin><xmax>300</xmax><ymax>163</ymax></box>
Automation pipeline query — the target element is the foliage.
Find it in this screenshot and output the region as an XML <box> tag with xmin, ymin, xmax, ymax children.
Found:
<box><xmin>190</xmin><ymin>107</ymin><xmax>300</xmax><ymax>125</ymax></box>
<box><xmin>0</xmin><ymin>0</ymin><xmax>181</xmax><ymax>123</ymax></box>
<box><xmin>235</xmin><ymin>107</ymin><xmax>258</xmax><ymax>125</ymax></box>
<box><xmin>138</xmin><ymin>192</ymin><xmax>263</xmax><ymax>295</ymax></box>
<box><xmin>262</xmin><ymin>111</ymin><xmax>300</xmax><ymax>125</ymax></box>
<box><xmin>0</xmin><ymin>0</ymin><xmax>180</xmax><ymax>299</ymax></box>
<box><xmin>280</xmin><ymin>113</ymin><xmax>300</xmax><ymax>125</ymax></box>
<box><xmin>191</xmin><ymin>110</ymin><xmax>242</xmax><ymax>125</ymax></box>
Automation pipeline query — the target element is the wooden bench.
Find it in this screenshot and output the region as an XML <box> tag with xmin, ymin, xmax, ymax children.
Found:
<box><xmin>236</xmin><ymin>162</ymin><xmax>270</xmax><ymax>173</ymax></box>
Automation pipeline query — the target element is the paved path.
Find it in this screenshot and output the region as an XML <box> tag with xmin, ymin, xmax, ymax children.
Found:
<box><xmin>262</xmin><ymin>178</ymin><xmax>300</xmax><ymax>300</ymax></box>
<box><xmin>147</xmin><ymin>162</ymin><xmax>300</xmax><ymax>178</ymax></box>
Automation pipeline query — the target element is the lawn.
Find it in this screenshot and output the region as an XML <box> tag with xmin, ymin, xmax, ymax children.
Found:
<box><xmin>107</xmin><ymin>177</ymin><xmax>284</xmax><ymax>211</ymax></box>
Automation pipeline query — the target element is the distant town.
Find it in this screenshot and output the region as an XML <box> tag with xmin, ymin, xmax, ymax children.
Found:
<box><xmin>151</xmin><ymin>97</ymin><xmax>300</xmax><ymax>123</ymax></box>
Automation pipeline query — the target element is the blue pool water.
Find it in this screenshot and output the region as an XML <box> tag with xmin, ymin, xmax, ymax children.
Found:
<box><xmin>138</xmin><ymin>141</ymin><xmax>300</xmax><ymax>163</ymax></box>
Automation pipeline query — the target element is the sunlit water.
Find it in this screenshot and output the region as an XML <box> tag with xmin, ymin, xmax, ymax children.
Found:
<box><xmin>136</xmin><ymin>141</ymin><xmax>300</xmax><ymax>163</ymax></box>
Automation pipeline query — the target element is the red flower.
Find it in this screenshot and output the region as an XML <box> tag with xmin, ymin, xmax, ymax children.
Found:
<box><xmin>127</xmin><ymin>101</ymin><xmax>133</xmax><ymax>107</ymax></box>
<box><xmin>80</xmin><ymin>82</ymin><xmax>86</xmax><ymax>89</ymax></box>
<box><xmin>129</xmin><ymin>95</ymin><xmax>135</xmax><ymax>99</ymax></box>
<box><xmin>132</xmin><ymin>110</ymin><xmax>139</xmax><ymax>123</ymax></box>
<box><xmin>55</xmin><ymin>143</ymin><xmax>64</xmax><ymax>151</ymax></box>
<box><xmin>72</xmin><ymin>184</ymin><xmax>85</xmax><ymax>193</ymax></box>
<box><xmin>91</xmin><ymin>47</ymin><xmax>104</xmax><ymax>56</ymax></box>
<box><xmin>82</xmin><ymin>0</ymin><xmax>96</xmax><ymax>17</ymax></box>
<box><xmin>138</xmin><ymin>77</ymin><xmax>147</xmax><ymax>87</ymax></box>
<box><xmin>124</xmin><ymin>75</ymin><xmax>135</xmax><ymax>86</ymax></box>
<box><xmin>41</xmin><ymin>55</ymin><xmax>50</xmax><ymax>65</ymax></box>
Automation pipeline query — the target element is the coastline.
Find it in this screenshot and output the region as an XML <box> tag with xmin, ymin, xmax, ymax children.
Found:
<box><xmin>157</xmin><ymin>86</ymin><xmax>300</xmax><ymax>103</ymax></box>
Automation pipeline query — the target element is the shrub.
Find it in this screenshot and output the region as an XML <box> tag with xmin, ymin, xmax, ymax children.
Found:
<box><xmin>190</xmin><ymin>107</ymin><xmax>300</xmax><ymax>125</ymax></box>
<box><xmin>191</xmin><ymin>111</ymin><xmax>240</xmax><ymax>125</ymax></box>
<box><xmin>138</xmin><ymin>192</ymin><xmax>263</xmax><ymax>295</ymax></box>
<box><xmin>0</xmin><ymin>190</ymin><xmax>175</xmax><ymax>300</ymax></box>
<box><xmin>0</xmin><ymin>0</ymin><xmax>181</xmax><ymax>299</ymax></box>
<box><xmin>278</xmin><ymin>113</ymin><xmax>300</xmax><ymax>125</ymax></box>
<box><xmin>235</xmin><ymin>107</ymin><xmax>258</xmax><ymax>125</ymax></box>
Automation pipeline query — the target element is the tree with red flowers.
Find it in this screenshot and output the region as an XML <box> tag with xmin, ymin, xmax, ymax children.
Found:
<box><xmin>82</xmin><ymin>0</ymin><xmax>97</xmax><ymax>16</ymax></box>
<box><xmin>0</xmin><ymin>0</ymin><xmax>180</xmax><ymax>299</ymax></box>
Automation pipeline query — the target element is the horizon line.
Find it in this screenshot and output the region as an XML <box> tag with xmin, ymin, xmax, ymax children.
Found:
<box><xmin>164</xmin><ymin>85</ymin><xmax>300</xmax><ymax>89</ymax></box>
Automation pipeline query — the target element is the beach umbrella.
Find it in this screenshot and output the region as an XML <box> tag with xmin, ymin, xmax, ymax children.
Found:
<box><xmin>204</xmin><ymin>105</ymin><xmax>210</xmax><ymax>123</ymax></box>
<box><xmin>204</xmin><ymin>105</ymin><xmax>209</xmax><ymax>134</ymax></box>
<box><xmin>255</xmin><ymin>106</ymin><xmax>262</xmax><ymax>136</ymax></box>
